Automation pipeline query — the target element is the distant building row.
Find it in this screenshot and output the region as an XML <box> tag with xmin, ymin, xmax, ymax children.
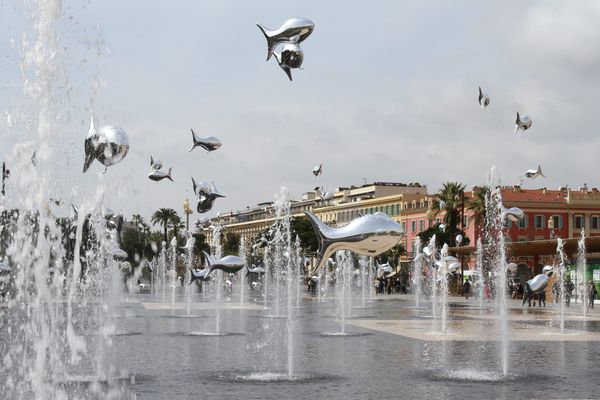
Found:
<box><xmin>201</xmin><ymin>182</ymin><xmax>600</xmax><ymax>261</ymax></box>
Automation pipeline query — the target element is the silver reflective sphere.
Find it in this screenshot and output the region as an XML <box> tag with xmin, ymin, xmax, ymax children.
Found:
<box><xmin>305</xmin><ymin>211</ymin><xmax>404</xmax><ymax>272</ymax></box>
<box><xmin>524</xmin><ymin>165</ymin><xmax>545</xmax><ymax>179</ymax></box>
<box><xmin>83</xmin><ymin>117</ymin><xmax>129</xmax><ymax>173</ymax></box>
<box><xmin>273</xmin><ymin>43</ymin><xmax>304</xmax><ymax>81</ymax></box>
<box><xmin>257</xmin><ymin>17</ymin><xmax>314</xmax><ymax>61</ymax></box>
<box><xmin>478</xmin><ymin>86</ymin><xmax>490</xmax><ymax>108</ymax></box>
<box><xmin>515</xmin><ymin>112</ymin><xmax>533</xmax><ymax>134</ymax></box>
<box><xmin>189</xmin><ymin>129</ymin><xmax>222</xmax><ymax>153</ymax></box>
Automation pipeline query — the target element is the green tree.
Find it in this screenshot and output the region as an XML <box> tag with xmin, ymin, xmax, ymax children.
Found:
<box><xmin>377</xmin><ymin>242</ymin><xmax>407</xmax><ymax>267</ymax></box>
<box><xmin>222</xmin><ymin>232</ymin><xmax>241</xmax><ymax>256</ymax></box>
<box><xmin>432</xmin><ymin>181</ymin><xmax>466</xmax><ymax>247</ymax></box>
<box><xmin>467</xmin><ymin>185</ymin><xmax>490</xmax><ymax>230</ymax></box>
<box><xmin>290</xmin><ymin>216</ymin><xmax>318</xmax><ymax>255</ymax></box>
<box><xmin>417</xmin><ymin>225</ymin><xmax>470</xmax><ymax>249</ymax></box>
<box><xmin>151</xmin><ymin>208</ymin><xmax>178</xmax><ymax>244</ymax></box>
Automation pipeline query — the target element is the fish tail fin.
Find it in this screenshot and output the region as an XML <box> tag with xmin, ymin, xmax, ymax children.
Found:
<box><xmin>189</xmin><ymin>268</ymin><xmax>197</xmax><ymax>285</ymax></box>
<box><xmin>478</xmin><ymin>86</ymin><xmax>482</xmax><ymax>96</ymax></box>
<box><xmin>539</xmin><ymin>165</ymin><xmax>546</xmax><ymax>178</ymax></box>
<box><xmin>189</xmin><ymin>129</ymin><xmax>198</xmax><ymax>152</ymax></box>
<box><xmin>167</xmin><ymin>167</ymin><xmax>173</xmax><ymax>182</ymax></box>
<box><xmin>150</xmin><ymin>155</ymin><xmax>154</xmax><ymax>167</ymax></box>
<box><xmin>191</xmin><ymin>177</ymin><xmax>197</xmax><ymax>194</ymax></box>
<box><xmin>257</xmin><ymin>24</ymin><xmax>275</xmax><ymax>61</ymax></box>
<box><xmin>89</xmin><ymin>115</ymin><xmax>95</xmax><ymax>133</ymax></box>
<box><xmin>304</xmin><ymin>212</ymin><xmax>332</xmax><ymax>273</ymax></box>
<box><xmin>203</xmin><ymin>251</ymin><xmax>215</xmax><ymax>270</ymax></box>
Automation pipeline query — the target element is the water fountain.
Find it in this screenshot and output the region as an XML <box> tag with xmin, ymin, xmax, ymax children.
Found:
<box><xmin>577</xmin><ymin>229</ymin><xmax>587</xmax><ymax>317</ymax></box>
<box><xmin>239</xmin><ymin>236</ymin><xmax>246</xmax><ymax>309</ymax></box>
<box><xmin>483</xmin><ymin>172</ymin><xmax>510</xmax><ymax>377</ymax></box>
<box><xmin>413</xmin><ymin>236</ymin><xmax>423</xmax><ymax>309</ymax></box>
<box><xmin>556</xmin><ymin>238</ymin><xmax>567</xmax><ymax>334</ymax></box>
<box><xmin>439</xmin><ymin>244</ymin><xmax>450</xmax><ymax>334</ymax></box>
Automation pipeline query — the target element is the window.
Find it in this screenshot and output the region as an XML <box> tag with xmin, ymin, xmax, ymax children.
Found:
<box><xmin>534</xmin><ymin>215</ymin><xmax>545</xmax><ymax>229</ymax></box>
<box><xmin>402</xmin><ymin>221</ymin><xmax>406</xmax><ymax>232</ymax></box>
<box><xmin>591</xmin><ymin>215</ymin><xmax>600</xmax><ymax>230</ymax></box>
<box><xmin>552</xmin><ymin>215</ymin><xmax>563</xmax><ymax>229</ymax></box>
<box><xmin>411</xmin><ymin>241</ymin><xmax>415</xmax><ymax>254</ymax></box>
<box><xmin>419</xmin><ymin>220</ymin><xmax>424</xmax><ymax>232</ymax></box>
<box><xmin>574</xmin><ymin>215</ymin><xmax>584</xmax><ymax>229</ymax></box>
<box><xmin>463</xmin><ymin>215</ymin><xmax>469</xmax><ymax>228</ymax></box>
<box><xmin>518</xmin><ymin>214</ymin><xmax>528</xmax><ymax>229</ymax></box>
<box><xmin>411</xmin><ymin>220</ymin><xmax>416</xmax><ymax>233</ymax></box>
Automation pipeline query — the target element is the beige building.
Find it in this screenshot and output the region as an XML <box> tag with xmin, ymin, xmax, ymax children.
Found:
<box><xmin>202</xmin><ymin>182</ymin><xmax>428</xmax><ymax>245</ymax></box>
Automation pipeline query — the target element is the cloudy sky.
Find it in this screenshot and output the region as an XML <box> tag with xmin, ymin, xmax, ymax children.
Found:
<box><xmin>0</xmin><ymin>1</ymin><xmax>599</xmax><ymax>223</ymax></box>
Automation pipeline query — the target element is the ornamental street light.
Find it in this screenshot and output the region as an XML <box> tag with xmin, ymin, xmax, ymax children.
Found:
<box><xmin>183</xmin><ymin>198</ymin><xmax>193</xmax><ymax>232</ymax></box>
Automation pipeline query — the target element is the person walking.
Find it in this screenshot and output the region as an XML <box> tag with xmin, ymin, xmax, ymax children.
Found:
<box><xmin>462</xmin><ymin>278</ymin><xmax>471</xmax><ymax>300</ymax></box>
<box><xmin>588</xmin><ymin>281</ymin><xmax>597</xmax><ymax>310</ymax></box>
<box><xmin>538</xmin><ymin>290</ymin><xmax>546</xmax><ymax>307</ymax></box>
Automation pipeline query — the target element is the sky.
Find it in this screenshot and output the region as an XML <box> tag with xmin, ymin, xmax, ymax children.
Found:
<box><xmin>0</xmin><ymin>1</ymin><xmax>599</xmax><ymax>224</ymax></box>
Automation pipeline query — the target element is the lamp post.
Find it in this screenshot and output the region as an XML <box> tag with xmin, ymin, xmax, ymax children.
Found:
<box><xmin>2</xmin><ymin>162</ymin><xmax>10</xmax><ymax>196</ymax></box>
<box><xmin>183</xmin><ymin>198</ymin><xmax>193</xmax><ymax>232</ymax></box>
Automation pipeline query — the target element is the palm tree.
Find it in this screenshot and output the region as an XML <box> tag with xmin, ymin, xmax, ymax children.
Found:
<box><xmin>151</xmin><ymin>208</ymin><xmax>178</xmax><ymax>244</ymax></box>
<box><xmin>467</xmin><ymin>186</ymin><xmax>490</xmax><ymax>230</ymax></box>
<box><xmin>432</xmin><ymin>181</ymin><xmax>466</xmax><ymax>247</ymax></box>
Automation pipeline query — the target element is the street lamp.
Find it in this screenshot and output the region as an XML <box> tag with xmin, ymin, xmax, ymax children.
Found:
<box><xmin>183</xmin><ymin>198</ymin><xmax>193</xmax><ymax>232</ymax></box>
<box><xmin>548</xmin><ymin>216</ymin><xmax>555</xmax><ymax>239</ymax></box>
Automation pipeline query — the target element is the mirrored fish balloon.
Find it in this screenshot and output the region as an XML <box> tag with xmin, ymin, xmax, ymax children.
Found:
<box><xmin>524</xmin><ymin>165</ymin><xmax>545</xmax><ymax>179</ymax></box>
<box><xmin>305</xmin><ymin>211</ymin><xmax>404</xmax><ymax>272</ymax></box>
<box><xmin>192</xmin><ymin>178</ymin><xmax>225</xmax><ymax>213</ymax></box>
<box><xmin>514</xmin><ymin>112</ymin><xmax>532</xmax><ymax>134</ymax></box>
<box><xmin>150</xmin><ymin>156</ymin><xmax>162</xmax><ymax>170</ymax></box>
<box><xmin>522</xmin><ymin>273</ymin><xmax>548</xmax><ymax>305</ymax></box>
<box><xmin>83</xmin><ymin>116</ymin><xmax>129</xmax><ymax>173</ymax></box>
<box><xmin>189</xmin><ymin>129</ymin><xmax>221</xmax><ymax>153</ymax></box>
<box><xmin>257</xmin><ymin>18</ymin><xmax>314</xmax><ymax>81</ymax></box>
<box><xmin>148</xmin><ymin>167</ymin><xmax>173</xmax><ymax>182</ymax></box>
<box><xmin>478</xmin><ymin>86</ymin><xmax>490</xmax><ymax>108</ymax></box>
<box><xmin>313</xmin><ymin>163</ymin><xmax>322</xmax><ymax>177</ymax></box>
<box><xmin>257</xmin><ymin>17</ymin><xmax>314</xmax><ymax>61</ymax></box>
<box><xmin>501</xmin><ymin>205</ymin><xmax>524</xmax><ymax>222</ymax></box>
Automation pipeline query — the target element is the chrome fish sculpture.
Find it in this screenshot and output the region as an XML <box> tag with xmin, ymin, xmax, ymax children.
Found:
<box><xmin>257</xmin><ymin>18</ymin><xmax>315</xmax><ymax>81</ymax></box>
<box><xmin>501</xmin><ymin>205</ymin><xmax>524</xmax><ymax>222</ymax></box>
<box><xmin>524</xmin><ymin>165</ymin><xmax>545</xmax><ymax>179</ymax></box>
<box><xmin>148</xmin><ymin>167</ymin><xmax>173</xmax><ymax>182</ymax></box>
<box><xmin>247</xmin><ymin>264</ymin><xmax>266</xmax><ymax>274</ymax></box>
<box><xmin>192</xmin><ymin>178</ymin><xmax>225</xmax><ymax>213</ymax></box>
<box><xmin>202</xmin><ymin>252</ymin><xmax>245</xmax><ymax>274</ymax></box>
<box><xmin>83</xmin><ymin>116</ymin><xmax>129</xmax><ymax>173</ymax></box>
<box><xmin>522</xmin><ymin>274</ymin><xmax>549</xmax><ymax>305</ymax></box>
<box><xmin>478</xmin><ymin>86</ymin><xmax>490</xmax><ymax>108</ymax></box>
<box><xmin>305</xmin><ymin>211</ymin><xmax>404</xmax><ymax>271</ymax></box>
<box><xmin>515</xmin><ymin>112</ymin><xmax>533</xmax><ymax>134</ymax></box>
<box><xmin>188</xmin><ymin>129</ymin><xmax>222</xmax><ymax>153</ymax></box>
